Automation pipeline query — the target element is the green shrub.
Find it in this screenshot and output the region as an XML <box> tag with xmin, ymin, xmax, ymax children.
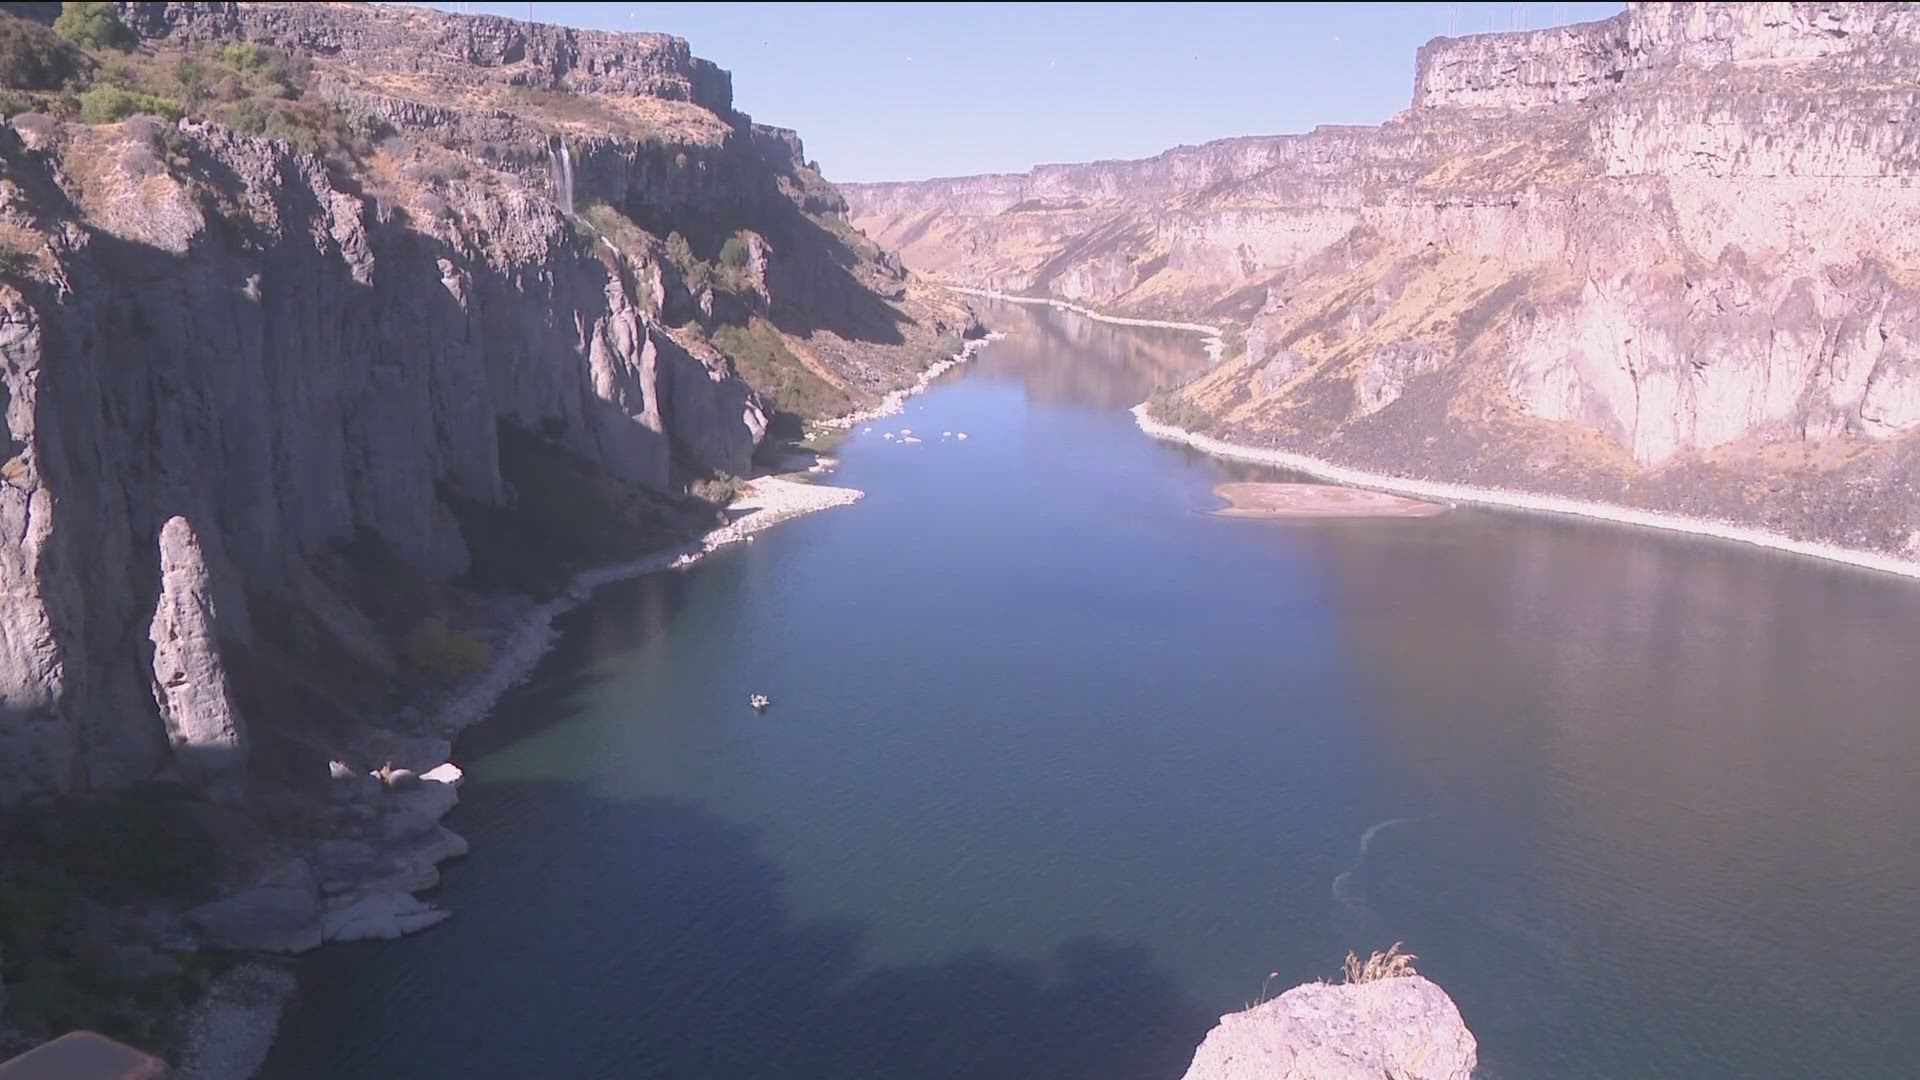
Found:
<box><xmin>52</xmin><ymin>1</ymin><xmax>134</xmax><ymax>52</ymax></box>
<box><xmin>714</xmin><ymin>231</ymin><xmax>758</xmax><ymax>293</ymax></box>
<box><xmin>77</xmin><ymin>84</ymin><xmax>180</xmax><ymax>123</ymax></box>
<box><xmin>399</xmin><ymin>617</ymin><xmax>493</xmax><ymax>680</ymax></box>
<box><xmin>690</xmin><ymin>474</ymin><xmax>747</xmax><ymax>506</ymax></box>
<box><xmin>213</xmin><ymin>96</ymin><xmax>360</xmax><ymax>157</ymax></box>
<box><xmin>0</xmin><ymin>13</ymin><xmax>84</xmax><ymax>89</ymax></box>
<box><xmin>220</xmin><ymin>42</ymin><xmax>267</xmax><ymax>72</ymax></box>
<box><xmin>665</xmin><ymin>230</ymin><xmax>710</xmax><ymax>294</ymax></box>
<box><xmin>712</xmin><ymin>320</ymin><xmax>854</xmax><ymax>420</ymax></box>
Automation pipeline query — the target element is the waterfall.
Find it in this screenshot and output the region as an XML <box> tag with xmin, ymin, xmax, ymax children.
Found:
<box><xmin>549</xmin><ymin>141</ymin><xmax>575</xmax><ymax>217</ymax></box>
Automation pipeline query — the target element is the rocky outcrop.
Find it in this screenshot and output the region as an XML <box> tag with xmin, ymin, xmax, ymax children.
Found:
<box><xmin>1179</xmin><ymin>976</ymin><xmax>1476</xmax><ymax>1080</ymax></box>
<box><xmin>147</xmin><ymin>517</ymin><xmax>249</xmax><ymax>804</ymax></box>
<box><xmin>0</xmin><ymin>0</ymin><xmax>971</xmax><ymax>809</ymax></box>
<box><xmin>844</xmin><ymin>2</ymin><xmax>1920</xmax><ymax>563</ymax></box>
<box><xmin>116</xmin><ymin>1</ymin><xmax>734</xmax><ymax>110</ymax></box>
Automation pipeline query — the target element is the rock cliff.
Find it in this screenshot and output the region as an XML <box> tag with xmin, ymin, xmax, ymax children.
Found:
<box><xmin>0</xmin><ymin>0</ymin><xmax>972</xmax><ymax>805</ymax></box>
<box><xmin>845</xmin><ymin>1</ymin><xmax>1920</xmax><ymax>562</ymax></box>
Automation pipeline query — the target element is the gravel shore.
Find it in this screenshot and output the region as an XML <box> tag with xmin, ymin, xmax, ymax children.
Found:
<box><xmin>174</xmin><ymin>964</ymin><xmax>297</xmax><ymax>1080</ymax></box>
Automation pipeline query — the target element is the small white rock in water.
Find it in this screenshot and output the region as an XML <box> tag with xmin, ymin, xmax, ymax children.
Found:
<box><xmin>421</xmin><ymin>762</ymin><xmax>464</xmax><ymax>787</ymax></box>
<box><xmin>956</xmin><ymin>432</ymin><xmax>969</xmax><ymax>440</ymax></box>
<box><xmin>900</xmin><ymin>428</ymin><xmax>912</xmax><ymax>436</ymax></box>
<box><xmin>883</xmin><ymin>432</ymin><xmax>895</xmax><ymax>441</ymax></box>
<box><xmin>902</xmin><ymin>435</ymin><xmax>923</xmax><ymax>444</ymax></box>
<box><xmin>863</xmin><ymin>427</ymin><xmax>873</xmax><ymax>433</ymax></box>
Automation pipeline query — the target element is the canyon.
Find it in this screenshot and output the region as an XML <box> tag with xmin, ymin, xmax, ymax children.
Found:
<box><xmin>5</xmin><ymin>1</ymin><xmax>1913</xmax><ymax>1075</ymax></box>
<box><xmin>0</xmin><ymin>0</ymin><xmax>976</xmax><ymax>1056</ymax></box>
<box><xmin>845</xmin><ymin>1</ymin><xmax>1920</xmax><ymax>563</ymax></box>
<box><xmin>0</xmin><ymin>0</ymin><xmax>973</xmax><ymax>806</ymax></box>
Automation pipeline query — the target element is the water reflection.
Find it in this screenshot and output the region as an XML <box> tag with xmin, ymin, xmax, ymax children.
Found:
<box><xmin>1270</xmin><ymin>511</ymin><xmax>1920</xmax><ymax>1076</ymax></box>
<box><xmin>264</xmin><ymin>300</ymin><xmax>1920</xmax><ymax>1080</ymax></box>
<box><xmin>969</xmin><ymin>299</ymin><xmax>1210</xmax><ymax>409</ymax></box>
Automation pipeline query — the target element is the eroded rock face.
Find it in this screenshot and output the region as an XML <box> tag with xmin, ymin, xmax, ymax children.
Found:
<box><xmin>147</xmin><ymin>516</ymin><xmax>248</xmax><ymax>803</ymax></box>
<box><xmin>1179</xmin><ymin>976</ymin><xmax>1476</xmax><ymax>1080</ymax></box>
<box><xmin>844</xmin><ymin>2</ymin><xmax>1920</xmax><ymax>560</ymax></box>
<box><xmin>0</xmin><ymin>0</ymin><xmax>970</xmax><ymax>804</ymax></box>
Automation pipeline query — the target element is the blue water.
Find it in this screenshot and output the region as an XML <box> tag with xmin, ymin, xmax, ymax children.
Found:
<box><xmin>264</xmin><ymin>301</ymin><xmax>1920</xmax><ymax>1079</ymax></box>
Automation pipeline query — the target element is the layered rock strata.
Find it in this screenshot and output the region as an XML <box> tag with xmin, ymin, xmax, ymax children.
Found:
<box><xmin>0</xmin><ymin>0</ymin><xmax>969</xmax><ymax>805</ymax></box>
<box><xmin>846</xmin><ymin>2</ymin><xmax>1920</xmax><ymax>562</ymax></box>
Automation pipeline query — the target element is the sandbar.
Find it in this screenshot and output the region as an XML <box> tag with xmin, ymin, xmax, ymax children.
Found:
<box><xmin>1208</xmin><ymin>481</ymin><xmax>1448</xmax><ymax>518</ymax></box>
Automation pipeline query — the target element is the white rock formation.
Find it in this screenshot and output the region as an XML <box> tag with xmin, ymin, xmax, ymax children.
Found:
<box><xmin>146</xmin><ymin>517</ymin><xmax>247</xmax><ymax>802</ymax></box>
<box><xmin>1179</xmin><ymin>976</ymin><xmax>1476</xmax><ymax>1080</ymax></box>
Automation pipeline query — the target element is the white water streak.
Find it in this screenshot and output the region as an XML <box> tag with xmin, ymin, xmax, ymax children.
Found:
<box><xmin>1332</xmin><ymin>816</ymin><xmax>1430</xmax><ymax>914</ymax></box>
<box><xmin>550</xmin><ymin>142</ymin><xmax>575</xmax><ymax>217</ymax></box>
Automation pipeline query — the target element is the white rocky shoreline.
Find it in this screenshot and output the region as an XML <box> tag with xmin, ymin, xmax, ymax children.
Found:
<box><xmin>899</xmin><ymin>287</ymin><xmax>1920</xmax><ymax>582</ymax></box>
<box><xmin>172</xmin><ymin>335</ymin><xmax>990</xmax><ymax>1079</ymax></box>
<box><xmin>817</xmin><ymin>331</ymin><xmax>997</xmax><ymax>431</ymax></box>
<box><xmin>953</xmin><ymin>286</ymin><xmax>1920</xmax><ymax>580</ymax></box>
<box><xmin>1134</xmin><ymin>404</ymin><xmax>1920</xmax><ymax>581</ymax></box>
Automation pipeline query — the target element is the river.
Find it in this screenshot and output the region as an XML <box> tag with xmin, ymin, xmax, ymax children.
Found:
<box><xmin>261</xmin><ymin>299</ymin><xmax>1920</xmax><ymax>1079</ymax></box>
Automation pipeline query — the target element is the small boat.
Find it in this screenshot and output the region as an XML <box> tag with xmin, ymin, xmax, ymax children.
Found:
<box><xmin>749</xmin><ymin>693</ymin><xmax>771</xmax><ymax>712</ymax></box>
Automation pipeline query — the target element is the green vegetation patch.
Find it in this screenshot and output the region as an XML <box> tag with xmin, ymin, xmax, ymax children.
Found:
<box><xmin>52</xmin><ymin>1</ymin><xmax>133</xmax><ymax>53</ymax></box>
<box><xmin>712</xmin><ymin>319</ymin><xmax>854</xmax><ymax>421</ymax></box>
<box><xmin>0</xmin><ymin>783</ymin><xmax>223</xmax><ymax>1054</ymax></box>
<box><xmin>77</xmin><ymin>84</ymin><xmax>179</xmax><ymax>122</ymax></box>
<box><xmin>1144</xmin><ymin>387</ymin><xmax>1215</xmax><ymax>434</ymax></box>
<box><xmin>399</xmin><ymin>616</ymin><xmax>492</xmax><ymax>680</ymax></box>
<box><xmin>0</xmin><ymin>11</ymin><xmax>86</xmax><ymax>89</ymax></box>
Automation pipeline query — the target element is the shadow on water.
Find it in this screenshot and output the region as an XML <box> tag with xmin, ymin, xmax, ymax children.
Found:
<box><xmin>261</xmin><ymin>784</ymin><xmax>1213</xmax><ymax>1080</ymax></box>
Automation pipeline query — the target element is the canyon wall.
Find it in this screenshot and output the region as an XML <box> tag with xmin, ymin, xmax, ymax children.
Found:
<box><xmin>845</xmin><ymin>1</ymin><xmax>1920</xmax><ymax>562</ymax></box>
<box><xmin>0</xmin><ymin>1</ymin><xmax>971</xmax><ymax>803</ymax></box>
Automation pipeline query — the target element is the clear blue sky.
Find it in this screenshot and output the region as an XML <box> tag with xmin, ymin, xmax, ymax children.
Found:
<box><xmin>416</xmin><ymin>2</ymin><xmax>1624</xmax><ymax>183</ymax></box>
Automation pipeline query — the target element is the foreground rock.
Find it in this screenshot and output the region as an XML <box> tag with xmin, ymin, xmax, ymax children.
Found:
<box><xmin>1179</xmin><ymin>976</ymin><xmax>1476</xmax><ymax>1080</ymax></box>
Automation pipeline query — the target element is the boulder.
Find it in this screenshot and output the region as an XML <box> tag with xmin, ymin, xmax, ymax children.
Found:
<box><xmin>381</xmin><ymin>777</ymin><xmax>459</xmax><ymax>841</ymax></box>
<box><xmin>1179</xmin><ymin>976</ymin><xmax>1476</xmax><ymax>1080</ymax></box>
<box><xmin>321</xmin><ymin>892</ymin><xmax>450</xmax><ymax>943</ymax></box>
<box><xmin>182</xmin><ymin>859</ymin><xmax>322</xmax><ymax>953</ymax></box>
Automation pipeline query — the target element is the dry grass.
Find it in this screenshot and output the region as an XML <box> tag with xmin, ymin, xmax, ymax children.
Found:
<box><xmin>0</xmin><ymin>220</ymin><xmax>49</xmax><ymax>276</ymax></box>
<box><xmin>1343</xmin><ymin>942</ymin><xmax>1419</xmax><ymax>984</ymax></box>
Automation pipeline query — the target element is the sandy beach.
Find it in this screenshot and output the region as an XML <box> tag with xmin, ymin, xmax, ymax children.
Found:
<box><xmin>1209</xmin><ymin>481</ymin><xmax>1447</xmax><ymax>519</ymax></box>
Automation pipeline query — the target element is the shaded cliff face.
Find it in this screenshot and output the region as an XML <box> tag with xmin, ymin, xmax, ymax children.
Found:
<box><xmin>844</xmin><ymin>1</ymin><xmax>1920</xmax><ymax>561</ymax></box>
<box><xmin>0</xmin><ymin>1</ymin><xmax>970</xmax><ymax>803</ymax></box>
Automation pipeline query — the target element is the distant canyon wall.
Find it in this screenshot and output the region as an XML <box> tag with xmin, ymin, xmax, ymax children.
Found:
<box><xmin>844</xmin><ymin>2</ymin><xmax>1920</xmax><ymax>562</ymax></box>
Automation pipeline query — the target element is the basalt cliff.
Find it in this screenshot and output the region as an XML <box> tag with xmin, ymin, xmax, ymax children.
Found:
<box><xmin>846</xmin><ymin>1</ymin><xmax>1920</xmax><ymax>561</ymax></box>
<box><xmin>0</xmin><ymin>0</ymin><xmax>975</xmax><ymax>1053</ymax></box>
<box><xmin>0</xmin><ymin>0</ymin><xmax>973</xmax><ymax>805</ymax></box>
